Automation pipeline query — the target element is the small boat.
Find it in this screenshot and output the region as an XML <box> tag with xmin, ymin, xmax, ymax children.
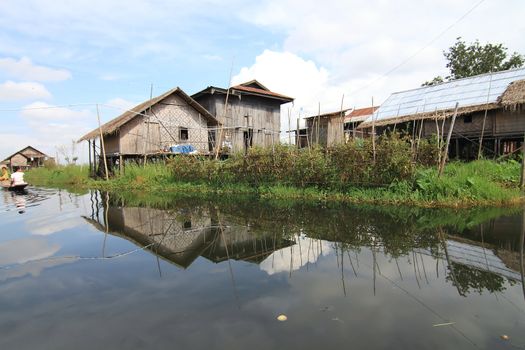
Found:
<box><xmin>1</xmin><ymin>183</ymin><xmax>29</xmax><ymax>191</ymax></box>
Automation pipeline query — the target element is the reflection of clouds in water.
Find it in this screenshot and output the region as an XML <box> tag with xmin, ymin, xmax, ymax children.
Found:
<box><xmin>26</xmin><ymin>214</ymin><xmax>81</xmax><ymax>236</ymax></box>
<box><xmin>0</xmin><ymin>237</ymin><xmax>60</xmax><ymax>265</ymax></box>
<box><xmin>0</xmin><ymin>236</ymin><xmax>73</xmax><ymax>281</ymax></box>
<box><xmin>259</xmin><ymin>236</ymin><xmax>333</xmax><ymax>275</ymax></box>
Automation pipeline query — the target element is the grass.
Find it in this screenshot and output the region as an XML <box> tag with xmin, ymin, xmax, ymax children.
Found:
<box><xmin>25</xmin><ymin>159</ymin><xmax>525</xmax><ymax>208</ymax></box>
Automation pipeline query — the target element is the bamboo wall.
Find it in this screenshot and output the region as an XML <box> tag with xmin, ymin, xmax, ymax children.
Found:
<box><xmin>103</xmin><ymin>94</ymin><xmax>213</xmax><ymax>155</ymax></box>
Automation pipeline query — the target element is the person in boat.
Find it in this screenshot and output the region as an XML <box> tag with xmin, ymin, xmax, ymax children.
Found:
<box><xmin>0</xmin><ymin>166</ymin><xmax>10</xmax><ymax>187</ymax></box>
<box><xmin>10</xmin><ymin>167</ymin><xmax>26</xmax><ymax>186</ymax></box>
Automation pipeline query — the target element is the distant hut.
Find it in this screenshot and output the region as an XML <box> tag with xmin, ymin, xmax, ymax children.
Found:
<box><xmin>359</xmin><ymin>67</ymin><xmax>525</xmax><ymax>159</ymax></box>
<box><xmin>192</xmin><ymin>80</ymin><xmax>294</xmax><ymax>153</ymax></box>
<box><xmin>78</xmin><ymin>87</ymin><xmax>220</xmax><ymax>174</ymax></box>
<box><xmin>344</xmin><ymin>106</ymin><xmax>379</xmax><ymax>140</ymax></box>
<box><xmin>304</xmin><ymin>109</ymin><xmax>350</xmax><ymax>147</ymax></box>
<box><xmin>1</xmin><ymin>146</ymin><xmax>52</xmax><ymax>171</ymax></box>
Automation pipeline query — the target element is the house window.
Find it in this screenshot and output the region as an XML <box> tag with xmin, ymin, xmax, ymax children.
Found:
<box><xmin>180</xmin><ymin>127</ymin><xmax>189</xmax><ymax>141</ymax></box>
<box><xmin>463</xmin><ymin>115</ymin><xmax>472</xmax><ymax>123</ymax></box>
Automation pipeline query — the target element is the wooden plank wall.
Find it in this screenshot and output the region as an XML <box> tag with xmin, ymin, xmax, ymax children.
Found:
<box><xmin>213</xmin><ymin>95</ymin><xmax>282</xmax><ymax>153</ymax></box>
<box><xmin>422</xmin><ymin>108</ymin><xmax>525</xmax><ymax>138</ymax></box>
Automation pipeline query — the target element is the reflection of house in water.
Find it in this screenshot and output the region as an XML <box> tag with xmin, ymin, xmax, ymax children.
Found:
<box><xmin>201</xmin><ymin>225</ymin><xmax>294</xmax><ymax>264</ymax></box>
<box><xmin>84</xmin><ymin>194</ymin><xmax>294</xmax><ymax>269</ymax></box>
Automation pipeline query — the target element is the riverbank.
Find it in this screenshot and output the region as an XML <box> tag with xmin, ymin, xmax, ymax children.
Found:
<box><xmin>25</xmin><ymin>159</ymin><xmax>525</xmax><ymax>208</ymax></box>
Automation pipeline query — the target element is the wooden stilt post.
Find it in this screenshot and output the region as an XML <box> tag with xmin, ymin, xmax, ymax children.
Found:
<box><xmin>88</xmin><ymin>140</ymin><xmax>92</xmax><ymax>177</ymax></box>
<box><xmin>296</xmin><ymin>117</ymin><xmax>300</xmax><ymax>148</ymax></box>
<box><xmin>97</xmin><ymin>104</ymin><xmax>109</xmax><ymax>181</ymax></box>
<box><xmin>438</xmin><ymin>102</ymin><xmax>459</xmax><ymax>177</ymax></box>
<box><xmin>92</xmin><ymin>138</ymin><xmax>97</xmax><ymax>176</ymax></box>
<box><xmin>288</xmin><ymin>107</ymin><xmax>291</xmax><ymax>145</ymax></box>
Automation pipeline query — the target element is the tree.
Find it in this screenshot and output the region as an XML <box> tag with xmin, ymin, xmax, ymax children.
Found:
<box><xmin>423</xmin><ymin>37</ymin><xmax>524</xmax><ymax>86</ymax></box>
<box><xmin>56</xmin><ymin>140</ymin><xmax>78</xmax><ymax>165</ymax></box>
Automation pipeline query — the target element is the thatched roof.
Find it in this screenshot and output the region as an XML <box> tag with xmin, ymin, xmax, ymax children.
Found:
<box><xmin>359</xmin><ymin>67</ymin><xmax>525</xmax><ymax>128</ymax></box>
<box><xmin>78</xmin><ymin>88</ymin><xmax>219</xmax><ymax>142</ymax></box>
<box><xmin>500</xmin><ymin>79</ymin><xmax>525</xmax><ymax>106</ymax></box>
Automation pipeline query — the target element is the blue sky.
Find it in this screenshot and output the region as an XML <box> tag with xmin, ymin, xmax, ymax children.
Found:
<box><xmin>0</xmin><ymin>0</ymin><xmax>524</xmax><ymax>162</ymax></box>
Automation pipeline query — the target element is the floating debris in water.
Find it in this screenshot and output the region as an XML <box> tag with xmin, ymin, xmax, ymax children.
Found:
<box><xmin>319</xmin><ymin>306</ymin><xmax>334</xmax><ymax>312</ymax></box>
<box><xmin>433</xmin><ymin>322</ymin><xmax>455</xmax><ymax>327</ymax></box>
<box><xmin>500</xmin><ymin>335</ymin><xmax>509</xmax><ymax>341</ymax></box>
<box><xmin>277</xmin><ymin>314</ymin><xmax>288</xmax><ymax>322</ymax></box>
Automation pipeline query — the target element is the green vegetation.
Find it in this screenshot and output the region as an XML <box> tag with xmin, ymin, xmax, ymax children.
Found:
<box><xmin>26</xmin><ymin>164</ymin><xmax>90</xmax><ymax>188</ymax></box>
<box><xmin>26</xmin><ymin>136</ymin><xmax>525</xmax><ymax>208</ymax></box>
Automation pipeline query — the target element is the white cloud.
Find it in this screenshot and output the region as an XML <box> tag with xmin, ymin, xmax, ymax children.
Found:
<box><xmin>17</xmin><ymin>102</ymin><xmax>94</xmax><ymax>161</ymax></box>
<box><xmin>21</xmin><ymin>102</ymin><xmax>92</xmax><ymax>122</ymax></box>
<box><xmin>0</xmin><ymin>237</ymin><xmax>60</xmax><ymax>265</ymax></box>
<box><xmin>0</xmin><ymin>57</ymin><xmax>71</xmax><ymax>81</ymax></box>
<box><xmin>0</xmin><ymin>81</ymin><xmax>52</xmax><ymax>101</ymax></box>
<box><xmin>237</xmin><ymin>0</ymin><xmax>525</xmax><ymax>112</ymax></box>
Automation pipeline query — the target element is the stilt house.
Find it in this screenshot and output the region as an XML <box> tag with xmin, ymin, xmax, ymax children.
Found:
<box><xmin>1</xmin><ymin>146</ymin><xmax>52</xmax><ymax>171</ymax></box>
<box><xmin>304</xmin><ymin>109</ymin><xmax>350</xmax><ymax>147</ymax></box>
<box><xmin>344</xmin><ymin>106</ymin><xmax>379</xmax><ymax>140</ymax></box>
<box><xmin>359</xmin><ymin>67</ymin><xmax>525</xmax><ymax>159</ymax></box>
<box><xmin>192</xmin><ymin>80</ymin><xmax>293</xmax><ymax>153</ymax></box>
<box><xmin>78</xmin><ymin>87</ymin><xmax>220</xmax><ymax>171</ymax></box>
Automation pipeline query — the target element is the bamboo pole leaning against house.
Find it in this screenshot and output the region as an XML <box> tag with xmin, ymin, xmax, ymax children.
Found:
<box><xmin>96</xmin><ymin>104</ymin><xmax>109</xmax><ymax>181</ymax></box>
<box><xmin>438</xmin><ymin>102</ymin><xmax>459</xmax><ymax>177</ymax></box>
<box><xmin>478</xmin><ymin>72</ymin><xmax>494</xmax><ymax>160</ymax></box>
<box><xmin>144</xmin><ymin>83</ymin><xmax>153</xmax><ymax>167</ymax></box>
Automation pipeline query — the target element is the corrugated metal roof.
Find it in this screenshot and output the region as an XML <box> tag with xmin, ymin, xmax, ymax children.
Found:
<box><xmin>344</xmin><ymin>106</ymin><xmax>378</xmax><ymax>123</ymax></box>
<box><xmin>364</xmin><ymin>67</ymin><xmax>525</xmax><ymax>126</ymax></box>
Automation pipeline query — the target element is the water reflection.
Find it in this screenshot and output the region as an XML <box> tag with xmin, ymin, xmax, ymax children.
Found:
<box><xmin>2</xmin><ymin>190</ymin><xmax>525</xmax><ymax>349</ymax></box>
<box><xmin>86</xmin><ymin>191</ymin><xmax>525</xmax><ymax>299</ymax></box>
<box><xmin>1</xmin><ymin>187</ymin><xmax>51</xmax><ymax>214</ymax></box>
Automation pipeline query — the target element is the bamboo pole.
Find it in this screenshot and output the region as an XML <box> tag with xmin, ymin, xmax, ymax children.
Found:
<box><xmin>144</xmin><ymin>83</ymin><xmax>153</xmax><ymax>167</ymax></box>
<box><xmin>96</xmin><ymin>104</ymin><xmax>109</xmax><ymax>180</ymax></box>
<box><xmin>438</xmin><ymin>102</ymin><xmax>459</xmax><ymax>177</ymax></box>
<box><xmin>478</xmin><ymin>73</ymin><xmax>494</xmax><ymax>159</ymax></box>
<box><xmin>339</xmin><ymin>94</ymin><xmax>345</xmax><ymax>145</ymax></box>
<box><xmin>215</xmin><ymin>59</ymin><xmax>234</xmax><ymax>159</ymax></box>
<box><xmin>88</xmin><ymin>139</ymin><xmax>92</xmax><ymax>177</ymax></box>
<box><xmin>520</xmin><ymin>208</ymin><xmax>525</xmax><ymax>300</ymax></box>
<box><xmin>371</xmin><ymin>97</ymin><xmax>376</xmax><ymax>163</ymax></box>
<box><xmin>316</xmin><ymin>102</ymin><xmax>320</xmax><ymax>146</ymax></box>
<box><xmin>520</xmin><ymin>133</ymin><xmax>525</xmax><ymax>189</ymax></box>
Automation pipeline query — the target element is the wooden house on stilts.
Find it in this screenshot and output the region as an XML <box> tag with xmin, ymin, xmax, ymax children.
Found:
<box><xmin>358</xmin><ymin>67</ymin><xmax>525</xmax><ymax>159</ymax></box>
<box><xmin>192</xmin><ymin>80</ymin><xmax>294</xmax><ymax>153</ymax></box>
<box><xmin>78</xmin><ymin>88</ymin><xmax>220</xmax><ymax>176</ymax></box>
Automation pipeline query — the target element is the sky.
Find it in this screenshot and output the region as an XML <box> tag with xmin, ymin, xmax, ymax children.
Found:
<box><xmin>0</xmin><ymin>0</ymin><xmax>524</xmax><ymax>162</ymax></box>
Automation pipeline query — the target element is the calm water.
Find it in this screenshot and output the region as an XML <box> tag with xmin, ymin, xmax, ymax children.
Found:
<box><xmin>1</xmin><ymin>188</ymin><xmax>525</xmax><ymax>349</ymax></box>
